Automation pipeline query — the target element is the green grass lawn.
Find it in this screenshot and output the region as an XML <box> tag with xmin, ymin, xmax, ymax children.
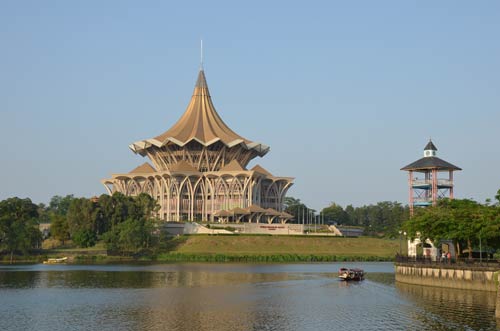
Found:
<box><xmin>170</xmin><ymin>235</ymin><xmax>402</xmax><ymax>258</ymax></box>
<box><xmin>33</xmin><ymin>235</ymin><xmax>404</xmax><ymax>263</ymax></box>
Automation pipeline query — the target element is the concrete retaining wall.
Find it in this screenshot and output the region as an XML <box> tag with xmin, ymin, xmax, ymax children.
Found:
<box><xmin>395</xmin><ymin>263</ymin><xmax>497</xmax><ymax>292</ymax></box>
<box><xmin>164</xmin><ymin>223</ymin><xmax>233</xmax><ymax>235</ymax></box>
<box><xmin>164</xmin><ymin>222</ymin><xmax>307</xmax><ymax>235</ymax></box>
<box><xmin>497</xmin><ymin>288</ymin><xmax>500</xmax><ymax>319</ymax></box>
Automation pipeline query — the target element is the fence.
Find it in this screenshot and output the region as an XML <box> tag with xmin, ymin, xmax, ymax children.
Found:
<box><xmin>395</xmin><ymin>254</ymin><xmax>500</xmax><ymax>269</ymax></box>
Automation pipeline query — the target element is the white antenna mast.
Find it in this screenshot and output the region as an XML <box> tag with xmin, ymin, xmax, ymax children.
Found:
<box><xmin>200</xmin><ymin>39</ymin><xmax>203</xmax><ymax>70</ymax></box>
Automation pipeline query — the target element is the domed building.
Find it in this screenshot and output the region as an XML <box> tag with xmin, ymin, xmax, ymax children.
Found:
<box><xmin>102</xmin><ymin>69</ymin><xmax>294</xmax><ymax>223</ymax></box>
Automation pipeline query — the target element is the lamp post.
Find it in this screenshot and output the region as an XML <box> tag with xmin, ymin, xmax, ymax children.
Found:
<box><xmin>479</xmin><ymin>233</ymin><xmax>482</xmax><ymax>263</ymax></box>
<box><xmin>398</xmin><ymin>230</ymin><xmax>402</xmax><ymax>255</ymax></box>
<box><xmin>403</xmin><ymin>232</ymin><xmax>407</xmax><ymax>255</ymax></box>
<box><xmin>398</xmin><ymin>230</ymin><xmax>407</xmax><ymax>256</ymax></box>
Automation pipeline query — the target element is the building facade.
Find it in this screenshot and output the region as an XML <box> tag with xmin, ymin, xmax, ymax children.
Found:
<box><xmin>102</xmin><ymin>69</ymin><xmax>294</xmax><ymax>223</ymax></box>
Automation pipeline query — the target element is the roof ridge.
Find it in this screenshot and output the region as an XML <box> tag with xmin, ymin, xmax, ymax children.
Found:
<box><xmin>424</xmin><ymin>140</ymin><xmax>438</xmax><ymax>151</ymax></box>
<box><xmin>129</xmin><ymin>69</ymin><xmax>270</xmax><ymax>159</ymax></box>
<box><xmin>401</xmin><ymin>156</ymin><xmax>461</xmax><ymax>171</ymax></box>
<box><xmin>251</xmin><ymin>164</ymin><xmax>273</xmax><ymax>177</ymax></box>
<box><xmin>129</xmin><ymin>162</ymin><xmax>156</xmax><ymax>174</ymax></box>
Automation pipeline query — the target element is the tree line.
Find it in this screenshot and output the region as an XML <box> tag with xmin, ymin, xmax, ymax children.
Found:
<box><xmin>284</xmin><ymin>197</ymin><xmax>409</xmax><ymax>237</ymax></box>
<box><xmin>284</xmin><ymin>189</ymin><xmax>500</xmax><ymax>257</ymax></box>
<box><xmin>403</xmin><ymin>193</ymin><xmax>500</xmax><ymax>258</ymax></box>
<box><xmin>0</xmin><ymin>193</ymin><xmax>160</xmax><ymax>261</ymax></box>
<box><xmin>3</xmin><ymin>190</ymin><xmax>500</xmax><ymax>260</ymax></box>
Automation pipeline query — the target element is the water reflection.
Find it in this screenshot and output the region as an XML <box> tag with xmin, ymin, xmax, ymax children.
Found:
<box><xmin>396</xmin><ymin>282</ymin><xmax>497</xmax><ymax>331</ymax></box>
<box><xmin>0</xmin><ymin>263</ymin><xmax>497</xmax><ymax>331</ymax></box>
<box><xmin>0</xmin><ymin>269</ymin><xmax>299</xmax><ymax>289</ymax></box>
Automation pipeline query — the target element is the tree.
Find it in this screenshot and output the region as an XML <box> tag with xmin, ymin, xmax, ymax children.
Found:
<box><xmin>48</xmin><ymin>195</ymin><xmax>75</xmax><ymax>216</ymax></box>
<box><xmin>403</xmin><ymin>197</ymin><xmax>500</xmax><ymax>258</ymax></box>
<box><xmin>37</xmin><ymin>203</ymin><xmax>51</xmax><ymax>224</ymax></box>
<box><xmin>342</xmin><ymin>201</ymin><xmax>409</xmax><ymax>236</ymax></box>
<box><xmin>103</xmin><ymin>218</ymin><xmax>154</xmax><ymax>253</ymax></box>
<box><xmin>66</xmin><ymin>198</ymin><xmax>98</xmax><ymax>246</ymax></box>
<box><xmin>50</xmin><ymin>213</ymin><xmax>70</xmax><ymax>245</ymax></box>
<box><xmin>283</xmin><ymin>196</ymin><xmax>309</xmax><ymax>223</ymax></box>
<box><xmin>321</xmin><ymin>202</ymin><xmax>349</xmax><ymax>224</ymax></box>
<box><xmin>72</xmin><ymin>229</ymin><xmax>97</xmax><ymax>248</ymax></box>
<box><xmin>0</xmin><ymin>198</ymin><xmax>42</xmax><ymax>263</ymax></box>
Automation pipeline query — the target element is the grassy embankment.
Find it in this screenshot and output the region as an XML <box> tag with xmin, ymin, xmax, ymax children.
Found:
<box><xmin>3</xmin><ymin>235</ymin><xmax>404</xmax><ymax>263</ymax></box>
<box><xmin>153</xmin><ymin>235</ymin><xmax>401</xmax><ymax>262</ymax></box>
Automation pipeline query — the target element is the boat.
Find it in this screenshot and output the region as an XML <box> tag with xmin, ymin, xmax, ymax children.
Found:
<box><xmin>338</xmin><ymin>267</ymin><xmax>364</xmax><ymax>281</ymax></box>
<box><xmin>43</xmin><ymin>257</ymin><xmax>68</xmax><ymax>264</ymax></box>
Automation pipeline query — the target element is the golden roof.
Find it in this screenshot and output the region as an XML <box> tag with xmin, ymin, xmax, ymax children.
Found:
<box><xmin>169</xmin><ymin>160</ymin><xmax>199</xmax><ymax>173</ymax></box>
<box><xmin>129</xmin><ymin>70</ymin><xmax>269</xmax><ymax>156</ymax></box>
<box><xmin>213</xmin><ymin>209</ymin><xmax>233</xmax><ymax>217</ymax></box>
<box><xmin>251</xmin><ymin>164</ymin><xmax>273</xmax><ymax>177</ymax></box>
<box><xmin>219</xmin><ymin>159</ymin><xmax>246</xmax><ymax>172</ymax></box>
<box><xmin>264</xmin><ymin>208</ymin><xmax>281</xmax><ymax>216</ymax></box>
<box><xmin>129</xmin><ymin>162</ymin><xmax>156</xmax><ymax>174</ymax></box>
<box><xmin>279</xmin><ymin>211</ymin><xmax>294</xmax><ymax>219</ymax></box>
<box><xmin>246</xmin><ymin>204</ymin><xmax>267</xmax><ymax>213</ymax></box>
<box><xmin>230</xmin><ymin>207</ymin><xmax>250</xmax><ymax>215</ymax></box>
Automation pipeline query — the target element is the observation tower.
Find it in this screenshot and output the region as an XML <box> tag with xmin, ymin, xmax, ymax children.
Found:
<box><xmin>401</xmin><ymin>140</ymin><xmax>461</xmax><ymax>216</ymax></box>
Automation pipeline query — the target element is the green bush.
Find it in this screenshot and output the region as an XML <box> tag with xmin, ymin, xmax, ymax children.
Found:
<box><xmin>72</xmin><ymin>229</ymin><xmax>97</xmax><ymax>248</ymax></box>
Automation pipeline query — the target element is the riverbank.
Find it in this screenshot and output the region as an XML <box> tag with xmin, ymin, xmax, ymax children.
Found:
<box><xmin>2</xmin><ymin>235</ymin><xmax>402</xmax><ymax>263</ymax></box>
<box><xmin>395</xmin><ymin>262</ymin><xmax>499</xmax><ymax>292</ymax></box>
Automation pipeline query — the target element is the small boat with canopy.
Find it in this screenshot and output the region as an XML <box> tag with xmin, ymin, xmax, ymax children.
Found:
<box><xmin>338</xmin><ymin>268</ymin><xmax>364</xmax><ymax>281</ymax></box>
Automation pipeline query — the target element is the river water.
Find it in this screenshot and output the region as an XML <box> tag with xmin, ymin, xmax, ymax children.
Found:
<box><xmin>0</xmin><ymin>262</ymin><xmax>496</xmax><ymax>331</ymax></box>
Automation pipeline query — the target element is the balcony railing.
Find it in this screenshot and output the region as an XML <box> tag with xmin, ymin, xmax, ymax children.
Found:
<box><xmin>412</xmin><ymin>198</ymin><xmax>432</xmax><ymax>203</ymax></box>
<box><xmin>412</xmin><ymin>179</ymin><xmax>453</xmax><ymax>186</ymax></box>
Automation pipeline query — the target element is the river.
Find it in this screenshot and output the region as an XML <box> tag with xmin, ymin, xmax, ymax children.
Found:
<box><xmin>0</xmin><ymin>262</ymin><xmax>496</xmax><ymax>331</ymax></box>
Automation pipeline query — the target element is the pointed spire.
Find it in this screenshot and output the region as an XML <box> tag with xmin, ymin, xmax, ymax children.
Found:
<box><xmin>195</xmin><ymin>69</ymin><xmax>208</xmax><ymax>90</ymax></box>
<box><xmin>423</xmin><ymin>139</ymin><xmax>437</xmax><ymax>157</ymax></box>
<box><xmin>424</xmin><ymin>139</ymin><xmax>437</xmax><ymax>152</ymax></box>
<box><xmin>200</xmin><ymin>39</ymin><xmax>204</xmax><ymax>70</ymax></box>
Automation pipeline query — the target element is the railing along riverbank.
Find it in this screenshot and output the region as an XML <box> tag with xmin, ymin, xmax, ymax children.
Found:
<box><xmin>395</xmin><ymin>255</ymin><xmax>499</xmax><ymax>292</ymax></box>
<box><xmin>395</xmin><ymin>254</ymin><xmax>500</xmax><ymax>269</ymax></box>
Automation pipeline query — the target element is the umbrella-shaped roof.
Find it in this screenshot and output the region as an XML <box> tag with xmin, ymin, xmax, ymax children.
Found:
<box><xmin>401</xmin><ymin>157</ymin><xmax>461</xmax><ymax>171</ymax></box>
<box><xmin>230</xmin><ymin>207</ymin><xmax>250</xmax><ymax>215</ymax></box>
<box><xmin>265</xmin><ymin>208</ymin><xmax>281</xmax><ymax>216</ymax></box>
<box><xmin>279</xmin><ymin>211</ymin><xmax>294</xmax><ymax>219</ymax></box>
<box><xmin>246</xmin><ymin>204</ymin><xmax>267</xmax><ymax>213</ymax></box>
<box><xmin>129</xmin><ymin>162</ymin><xmax>156</xmax><ymax>174</ymax></box>
<box><xmin>129</xmin><ymin>70</ymin><xmax>269</xmax><ymax>156</ymax></box>
<box><xmin>213</xmin><ymin>210</ymin><xmax>233</xmax><ymax>217</ymax></box>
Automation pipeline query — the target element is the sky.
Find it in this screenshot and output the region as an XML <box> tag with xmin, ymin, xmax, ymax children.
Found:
<box><xmin>1</xmin><ymin>1</ymin><xmax>499</xmax><ymax>210</ymax></box>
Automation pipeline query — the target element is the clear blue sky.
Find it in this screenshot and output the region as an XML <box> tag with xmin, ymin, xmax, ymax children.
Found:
<box><xmin>1</xmin><ymin>1</ymin><xmax>499</xmax><ymax>210</ymax></box>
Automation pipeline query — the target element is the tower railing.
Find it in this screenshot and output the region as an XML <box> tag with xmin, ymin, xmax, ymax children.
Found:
<box><xmin>412</xmin><ymin>197</ymin><xmax>432</xmax><ymax>203</ymax></box>
<box><xmin>412</xmin><ymin>179</ymin><xmax>453</xmax><ymax>186</ymax></box>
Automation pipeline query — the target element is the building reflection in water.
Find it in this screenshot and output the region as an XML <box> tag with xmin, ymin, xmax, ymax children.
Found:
<box><xmin>1</xmin><ymin>266</ymin><xmax>498</xmax><ymax>331</ymax></box>
<box><xmin>109</xmin><ymin>268</ymin><xmax>294</xmax><ymax>331</ymax></box>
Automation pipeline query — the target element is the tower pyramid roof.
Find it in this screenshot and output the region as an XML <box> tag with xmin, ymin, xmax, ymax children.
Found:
<box><xmin>401</xmin><ymin>140</ymin><xmax>461</xmax><ymax>171</ymax></box>
<box><xmin>424</xmin><ymin>140</ymin><xmax>437</xmax><ymax>151</ymax></box>
<box><xmin>129</xmin><ymin>70</ymin><xmax>269</xmax><ymax>156</ymax></box>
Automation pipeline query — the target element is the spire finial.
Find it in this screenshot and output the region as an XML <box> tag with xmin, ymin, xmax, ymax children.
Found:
<box><xmin>200</xmin><ymin>39</ymin><xmax>203</xmax><ymax>70</ymax></box>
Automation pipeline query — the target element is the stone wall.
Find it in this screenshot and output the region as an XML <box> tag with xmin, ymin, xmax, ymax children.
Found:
<box><xmin>497</xmin><ymin>287</ymin><xmax>500</xmax><ymax>319</ymax></box>
<box><xmin>395</xmin><ymin>263</ymin><xmax>497</xmax><ymax>292</ymax></box>
<box><xmin>163</xmin><ymin>222</ymin><xmax>305</xmax><ymax>235</ymax></box>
